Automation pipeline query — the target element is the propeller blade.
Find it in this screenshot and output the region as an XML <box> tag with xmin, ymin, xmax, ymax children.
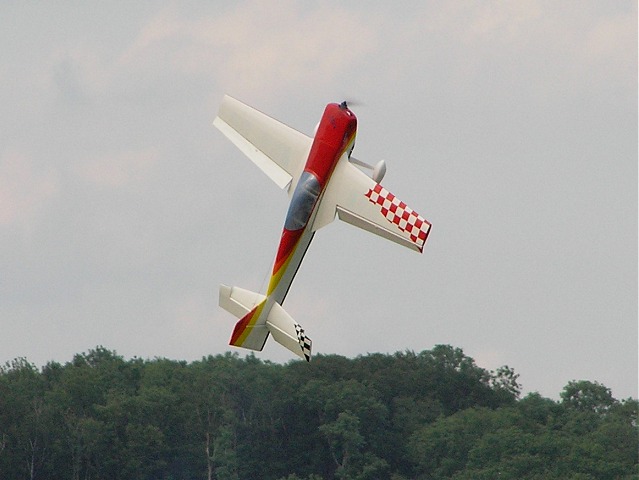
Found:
<box><xmin>342</xmin><ymin>99</ymin><xmax>365</xmax><ymax>108</ymax></box>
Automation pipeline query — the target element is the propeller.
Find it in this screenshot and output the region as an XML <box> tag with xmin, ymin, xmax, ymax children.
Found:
<box><xmin>339</xmin><ymin>99</ymin><xmax>365</xmax><ymax>109</ymax></box>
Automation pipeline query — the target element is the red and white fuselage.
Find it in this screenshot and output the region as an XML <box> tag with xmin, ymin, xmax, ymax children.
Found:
<box><xmin>214</xmin><ymin>96</ymin><xmax>430</xmax><ymax>361</ymax></box>
<box><xmin>229</xmin><ymin>103</ymin><xmax>356</xmax><ymax>354</ymax></box>
<box><xmin>267</xmin><ymin>102</ymin><xmax>357</xmax><ymax>302</ymax></box>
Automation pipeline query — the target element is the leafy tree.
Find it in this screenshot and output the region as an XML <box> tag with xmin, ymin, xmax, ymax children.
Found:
<box><xmin>181</xmin><ymin>355</ymin><xmax>240</xmax><ymax>478</ymax></box>
<box><xmin>560</xmin><ymin>380</ymin><xmax>616</xmax><ymax>414</ymax></box>
<box><xmin>409</xmin><ymin>388</ymin><xmax>638</xmax><ymax>480</ymax></box>
<box><xmin>0</xmin><ymin>358</ymin><xmax>49</xmax><ymax>479</ymax></box>
<box><xmin>0</xmin><ymin>346</ymin><xmax>635</xmax><ymax>479</ymax></box>
<box><xmin>278</xmin><ymin>474</ymin><xmax>324</xmax><ymax>480</ymax></box>
<box><xmin>491</xmin><ymin>365</ymin><xmax>521</xmax><ymax>400</ymax></box>
<box><xmin>319</xmin><ymin>411</ymin><xmax>388</xmax><ymax>480</ymax></box>
<box><xmin>409</xmin><ymin>407</ymin><xmax>500</xmax><ymax>478</ymax></box>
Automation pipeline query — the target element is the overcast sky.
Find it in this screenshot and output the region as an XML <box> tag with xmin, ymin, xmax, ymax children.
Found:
<box><xmin>1</xmin><ymin>1</ymin><xmax>636</xmax><ymax>400</ymax></box>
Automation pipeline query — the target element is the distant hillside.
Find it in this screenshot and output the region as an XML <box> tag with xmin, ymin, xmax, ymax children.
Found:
<box><xmin>0</xmin><ymin>345</ymin><xmax>636</xmax><ymax>479</ymax></box>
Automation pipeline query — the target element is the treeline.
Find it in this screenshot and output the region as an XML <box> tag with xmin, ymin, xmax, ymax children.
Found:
<box><xmin>0</xmin><ymin>345</ymin><xmax>636</xmax><ymax>480</ymax></box>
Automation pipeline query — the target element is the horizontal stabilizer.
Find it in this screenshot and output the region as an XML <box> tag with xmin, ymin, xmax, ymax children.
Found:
<box><xmin>220</xmin><ymin>285</ymin><xmax>269</xmax><ymax>351</ymax></box>
<box><xmin>266</xmin><ymin>303</ymin><xmax>312</xmax><ymax>362</ymax></box>
<box><xmin>219</xmin><ymin>284</ymin><xmax>266</xmax><ymax>318</ymax></box>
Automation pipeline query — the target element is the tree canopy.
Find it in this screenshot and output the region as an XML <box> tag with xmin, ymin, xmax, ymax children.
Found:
<box><xmin>0</xmin><ymin>345</ymin><xmax>636</xmax><ymax>479</ymax></box>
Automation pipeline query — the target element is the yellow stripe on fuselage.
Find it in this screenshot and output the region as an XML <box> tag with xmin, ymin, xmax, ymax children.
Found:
<box><xmin>233</xmin><ymin>300</ymin><xmax>267</xmax><ymax>346</ymax></box>
<box><xmin>267</xmin><ymin>238</ymin><xmax>299</xmax><ymax>297</ymax></box>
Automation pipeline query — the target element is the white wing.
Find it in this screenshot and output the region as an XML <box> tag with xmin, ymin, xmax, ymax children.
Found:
<box><xmin>213</xmin><ymin>95</ymin><xmax>312</xmax><ymax>193</ymax></box>
<box><xmin>314</xmin><ymin>159</ymin><xmax>431</xmax><ymax>253</ymax></box>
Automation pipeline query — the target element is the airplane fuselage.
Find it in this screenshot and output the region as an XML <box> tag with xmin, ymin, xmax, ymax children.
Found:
<box><xmin>217</xmin><ymin>94</ymin><xmax>430</xmax><ymax>359</ymax></box>
<box><xmin>229</xmin><ymin>103</ymin><xmax>357</xmax><ymax>348</ymax></box>
<box><xmin>266</xmin><ymin>102</ymin><xmax>357</xmax><ymax>305</ymax></box>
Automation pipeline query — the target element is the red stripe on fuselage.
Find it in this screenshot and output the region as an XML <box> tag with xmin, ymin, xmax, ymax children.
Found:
<box><xmin>305</xmin><ymin>103</ymin><xmax>357</xmax><ymax>188</ymax></box>
<box><xmin>270</xmin><ymin>103</ymin><xmax>357</xmax><ymax>284</ymax></box>
<box><xmin>230</xmin><ymin>305</ymin><xmax>258</xmax><ymax>345</ymax></box>
<box><xmin>273</xmin><ymin>228</ymin><xmax>303</xmax><ymax>275</ymax></box>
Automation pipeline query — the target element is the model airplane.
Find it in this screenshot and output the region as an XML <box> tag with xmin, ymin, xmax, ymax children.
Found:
<box><xmin>214</xmin><ymin>95</ymin><xmax>431</xmax><ymax>361</ymax></box>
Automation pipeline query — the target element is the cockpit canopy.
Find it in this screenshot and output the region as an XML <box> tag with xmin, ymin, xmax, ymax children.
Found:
<box><xmin>284</xmin><ymin>172</ymin><xmax>321</xmax><ymax>231</ymax></box>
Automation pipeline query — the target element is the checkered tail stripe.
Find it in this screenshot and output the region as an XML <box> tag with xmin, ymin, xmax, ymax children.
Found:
<box><xmin>294</xmin><ymin>322</ymin><xmax>312</xmax><ymax>362</ymax></box>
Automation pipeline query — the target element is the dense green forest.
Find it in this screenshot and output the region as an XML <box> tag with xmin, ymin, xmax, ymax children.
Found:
<box><xmin>0</xmin><ymin>345</ymin><xmax>636</xmax><ymax>480</ymax></box>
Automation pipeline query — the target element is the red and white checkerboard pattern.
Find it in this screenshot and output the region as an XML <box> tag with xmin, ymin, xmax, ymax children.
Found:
<box><xmin>365</xmin><ymin>184</ymin><xmax>430</xmax><ymax>248</ymax></box>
